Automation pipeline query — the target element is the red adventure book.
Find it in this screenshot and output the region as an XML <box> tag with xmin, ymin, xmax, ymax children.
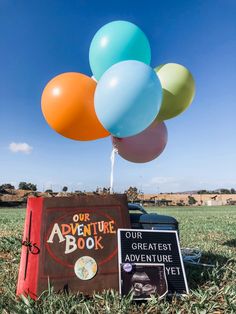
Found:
<box><xmin>16</xmin><ymin>194</ymin><xmax>130</xmax><ymax>299</ymax></box>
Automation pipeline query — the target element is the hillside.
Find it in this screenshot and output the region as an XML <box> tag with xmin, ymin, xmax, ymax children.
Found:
<box><xmin>140</xmin><ymin>193</ymin><xmax>236</xmax><ymax>206</ymax></box>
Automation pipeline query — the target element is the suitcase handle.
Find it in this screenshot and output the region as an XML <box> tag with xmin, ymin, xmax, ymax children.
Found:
<box><xmin>128</xmin><ymin>203</ymin><xmax>147</xmax><ymax>214</ymax></box>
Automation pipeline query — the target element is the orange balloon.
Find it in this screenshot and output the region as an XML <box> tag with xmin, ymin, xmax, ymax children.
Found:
<box><xmin>41</xmin><ymin>72</ymin><xmax>109</xmax><ymax>141</ymax></box>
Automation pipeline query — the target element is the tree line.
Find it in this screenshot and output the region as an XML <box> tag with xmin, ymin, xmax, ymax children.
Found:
<box><xmin>0</xmin><ymin>183</ymin><xmax>236</xmax><ymax>196</ymax></box>
<box><xmin>197</xmin><ymin>189</ymin><xmax>236</xmax><ymax>194</ymax></box>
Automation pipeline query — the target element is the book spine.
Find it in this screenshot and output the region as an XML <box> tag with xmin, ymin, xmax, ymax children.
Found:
<box><xmin>16</xmin><ymin>197</ymin><xmax>43</xmax><ymax>299</ymax></box>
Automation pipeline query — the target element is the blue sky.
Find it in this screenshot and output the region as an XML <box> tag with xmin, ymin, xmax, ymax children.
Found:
<box><xmin>0</xmin><ymin>0</ymin><xmax>235</xmax><ymax>193</ymax></box>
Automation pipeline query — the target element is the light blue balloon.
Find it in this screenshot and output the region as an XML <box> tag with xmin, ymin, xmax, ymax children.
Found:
<box><xmin>89</xmin><ymin>20</ymin><xmax>151</xmax><ymax>80</ymax></box>
<box><xmin>95</xmin><ymin>60</ymin><xmax>162</xmax><ymax>138</ymax></box>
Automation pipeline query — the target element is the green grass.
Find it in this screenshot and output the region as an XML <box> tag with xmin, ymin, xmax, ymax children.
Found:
<box><xmin>0</xmin><ymin>206</ymin><xmax>236</xmax><ymax>313</ymax></box>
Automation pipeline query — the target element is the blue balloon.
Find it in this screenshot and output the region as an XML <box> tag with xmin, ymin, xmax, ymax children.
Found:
<box><xmin>89</xmin><ymin>20</ymin><xmax>151</xmax><ymax>80</ymax></box>
<box><xmin>95</xmin><ymin>60</ymin><xmax>162</xmax><ymax>138</ymax></box>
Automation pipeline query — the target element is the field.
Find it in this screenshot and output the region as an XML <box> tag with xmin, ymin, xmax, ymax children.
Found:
<box><xmin>0</xmin><ymin>206</ymin><xmax>235</xmax><ymax>313</ymax></box>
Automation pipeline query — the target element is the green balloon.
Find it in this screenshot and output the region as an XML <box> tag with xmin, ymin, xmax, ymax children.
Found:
<box><xmin>154</xmin><ymin>63</ymin><xmax>195</xmax><ymax>121</ymax></box>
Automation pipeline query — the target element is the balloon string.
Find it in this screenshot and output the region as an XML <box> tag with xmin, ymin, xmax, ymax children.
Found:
<box><xmin>110</xmin><ymin>147</ymin><xmax>118</xmax><ymax>194</ymax></box>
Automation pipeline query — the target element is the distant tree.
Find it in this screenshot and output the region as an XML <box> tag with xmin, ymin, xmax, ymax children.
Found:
<box><xmin>177</xmin><ymin>200</ymin><xmax>185</xmax><ymax>206</ymax></box>
<box><xmin>19</xmin><ymin>182</ymin><xmax>37</xmax><ymax>191</ymax></box>
<box><xmin>188</xmin><ymin>195</ymin><xmax>197</xmax><ymax>205</ymax></box>
<box><xmin>102</xmin><ymin>187</ymin><xmax>110</xmax><ymax>195</ymax></box>
<box><xmin>95</xmin><ymin>186</ymin><xmax>100</xmax><ymax>193</ymax></box>
<box><xmin>158</xmin><ymin>198</ymin><xmax>172</xmax><ymax>206</ymax></box>
<box><xmin>0</xmin><ymin>183</ymin><xmax>15</xmax><ymax>190</ymax></box>
<box><xmin>125</xmin><ymin>186</ymin><xmax>139</xmax><ymax>203</ymax></box>
<box><xmin>219</xmin><ymin>188</ymin><xmax>231</xmax><ymax>194</ymax></box>
<box><xmin>18</xmin><ymin>182</ymin><xmax>27</xmax><ymax>190</ymax></box>
<box><xmin>75</xmin><ymin>190</ymin><xmax>85</xmax><ymax>195</ymax></box>
<box><xmin>62</xmin><ymin>186</ymin><xmax>68</xmax><ymax>192</ymax></box>
<box><xmin>230</xmin><ymin>188</ymin><xmax>236</xmax><ymax>194</ymax></box>
<box><xmin>197</xmin><ymin>190</ymin><xmax>208</xmax><ymax>194</ymax></box>
<box><xmin>45</xmin><ymin>189</ymin><xmax>53</xmax><ymax>193</ymax></box>
<box><xmin>95</xmin><ymin>187</ymin><xmax>110</xmax><ymax>195</ymax></box>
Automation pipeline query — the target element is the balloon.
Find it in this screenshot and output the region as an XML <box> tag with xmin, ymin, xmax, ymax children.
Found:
<box><xmin>95</xmin><ymin>60</ymin><xmax>163</xmax><ymax>138</ymax></box>
<box><xmin>89</xmin><ymin>20</ymin><xmax>151</xmax><ymax>80</ymax></box>
<box><xmin>112</xmin><ymin>121</ymin><xmax>168</xmax><ymax>163</ymax></box>
<box><xmin>154</xmin><ymin>63</ymin><xmax>195</xmax><ymax>121</ymax></box>
<box><xmin>91</xmin><ymin>76</ymin><xmax>97</xmax><ymax>83</ymax></box>
<box><xmin>41</xmin><ymin>72</ymin><xmax>109</xmax><ymax>141</ymax></box>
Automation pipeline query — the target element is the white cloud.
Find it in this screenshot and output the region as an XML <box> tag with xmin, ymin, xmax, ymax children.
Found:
<box><xmin>9</xmin><ymin>142</ymin><xmax>33</xmax><ymax>154</ymax></box>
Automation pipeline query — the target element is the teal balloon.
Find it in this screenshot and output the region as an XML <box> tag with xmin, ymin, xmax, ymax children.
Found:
<box><xmin>95</xmin><ymin>60</ymin><xmax>162</xmax><ymax>138</ymax></box>
<box><xmin>89</xmin><ymin>20</ymin><xmax>151</xmax><ymax>80</ymax></box>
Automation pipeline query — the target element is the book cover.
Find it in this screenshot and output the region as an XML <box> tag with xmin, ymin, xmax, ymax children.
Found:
<box><xmin>16</xmin><ymin>194</ymin><xmax>130</xmax><ymax>299</ymax></box>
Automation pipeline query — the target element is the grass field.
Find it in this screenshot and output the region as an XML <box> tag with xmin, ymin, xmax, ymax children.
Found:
<box><xmin>0</xmin><ymin>206</ymin><xmax>235</xmax><ymax>313</ymax></box>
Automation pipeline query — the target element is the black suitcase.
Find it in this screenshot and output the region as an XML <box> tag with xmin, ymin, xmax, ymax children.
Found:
<box><xmin>128</xmin><ymin>203</ymin><xmax>179</xmax><ymax>234</ymax></box>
